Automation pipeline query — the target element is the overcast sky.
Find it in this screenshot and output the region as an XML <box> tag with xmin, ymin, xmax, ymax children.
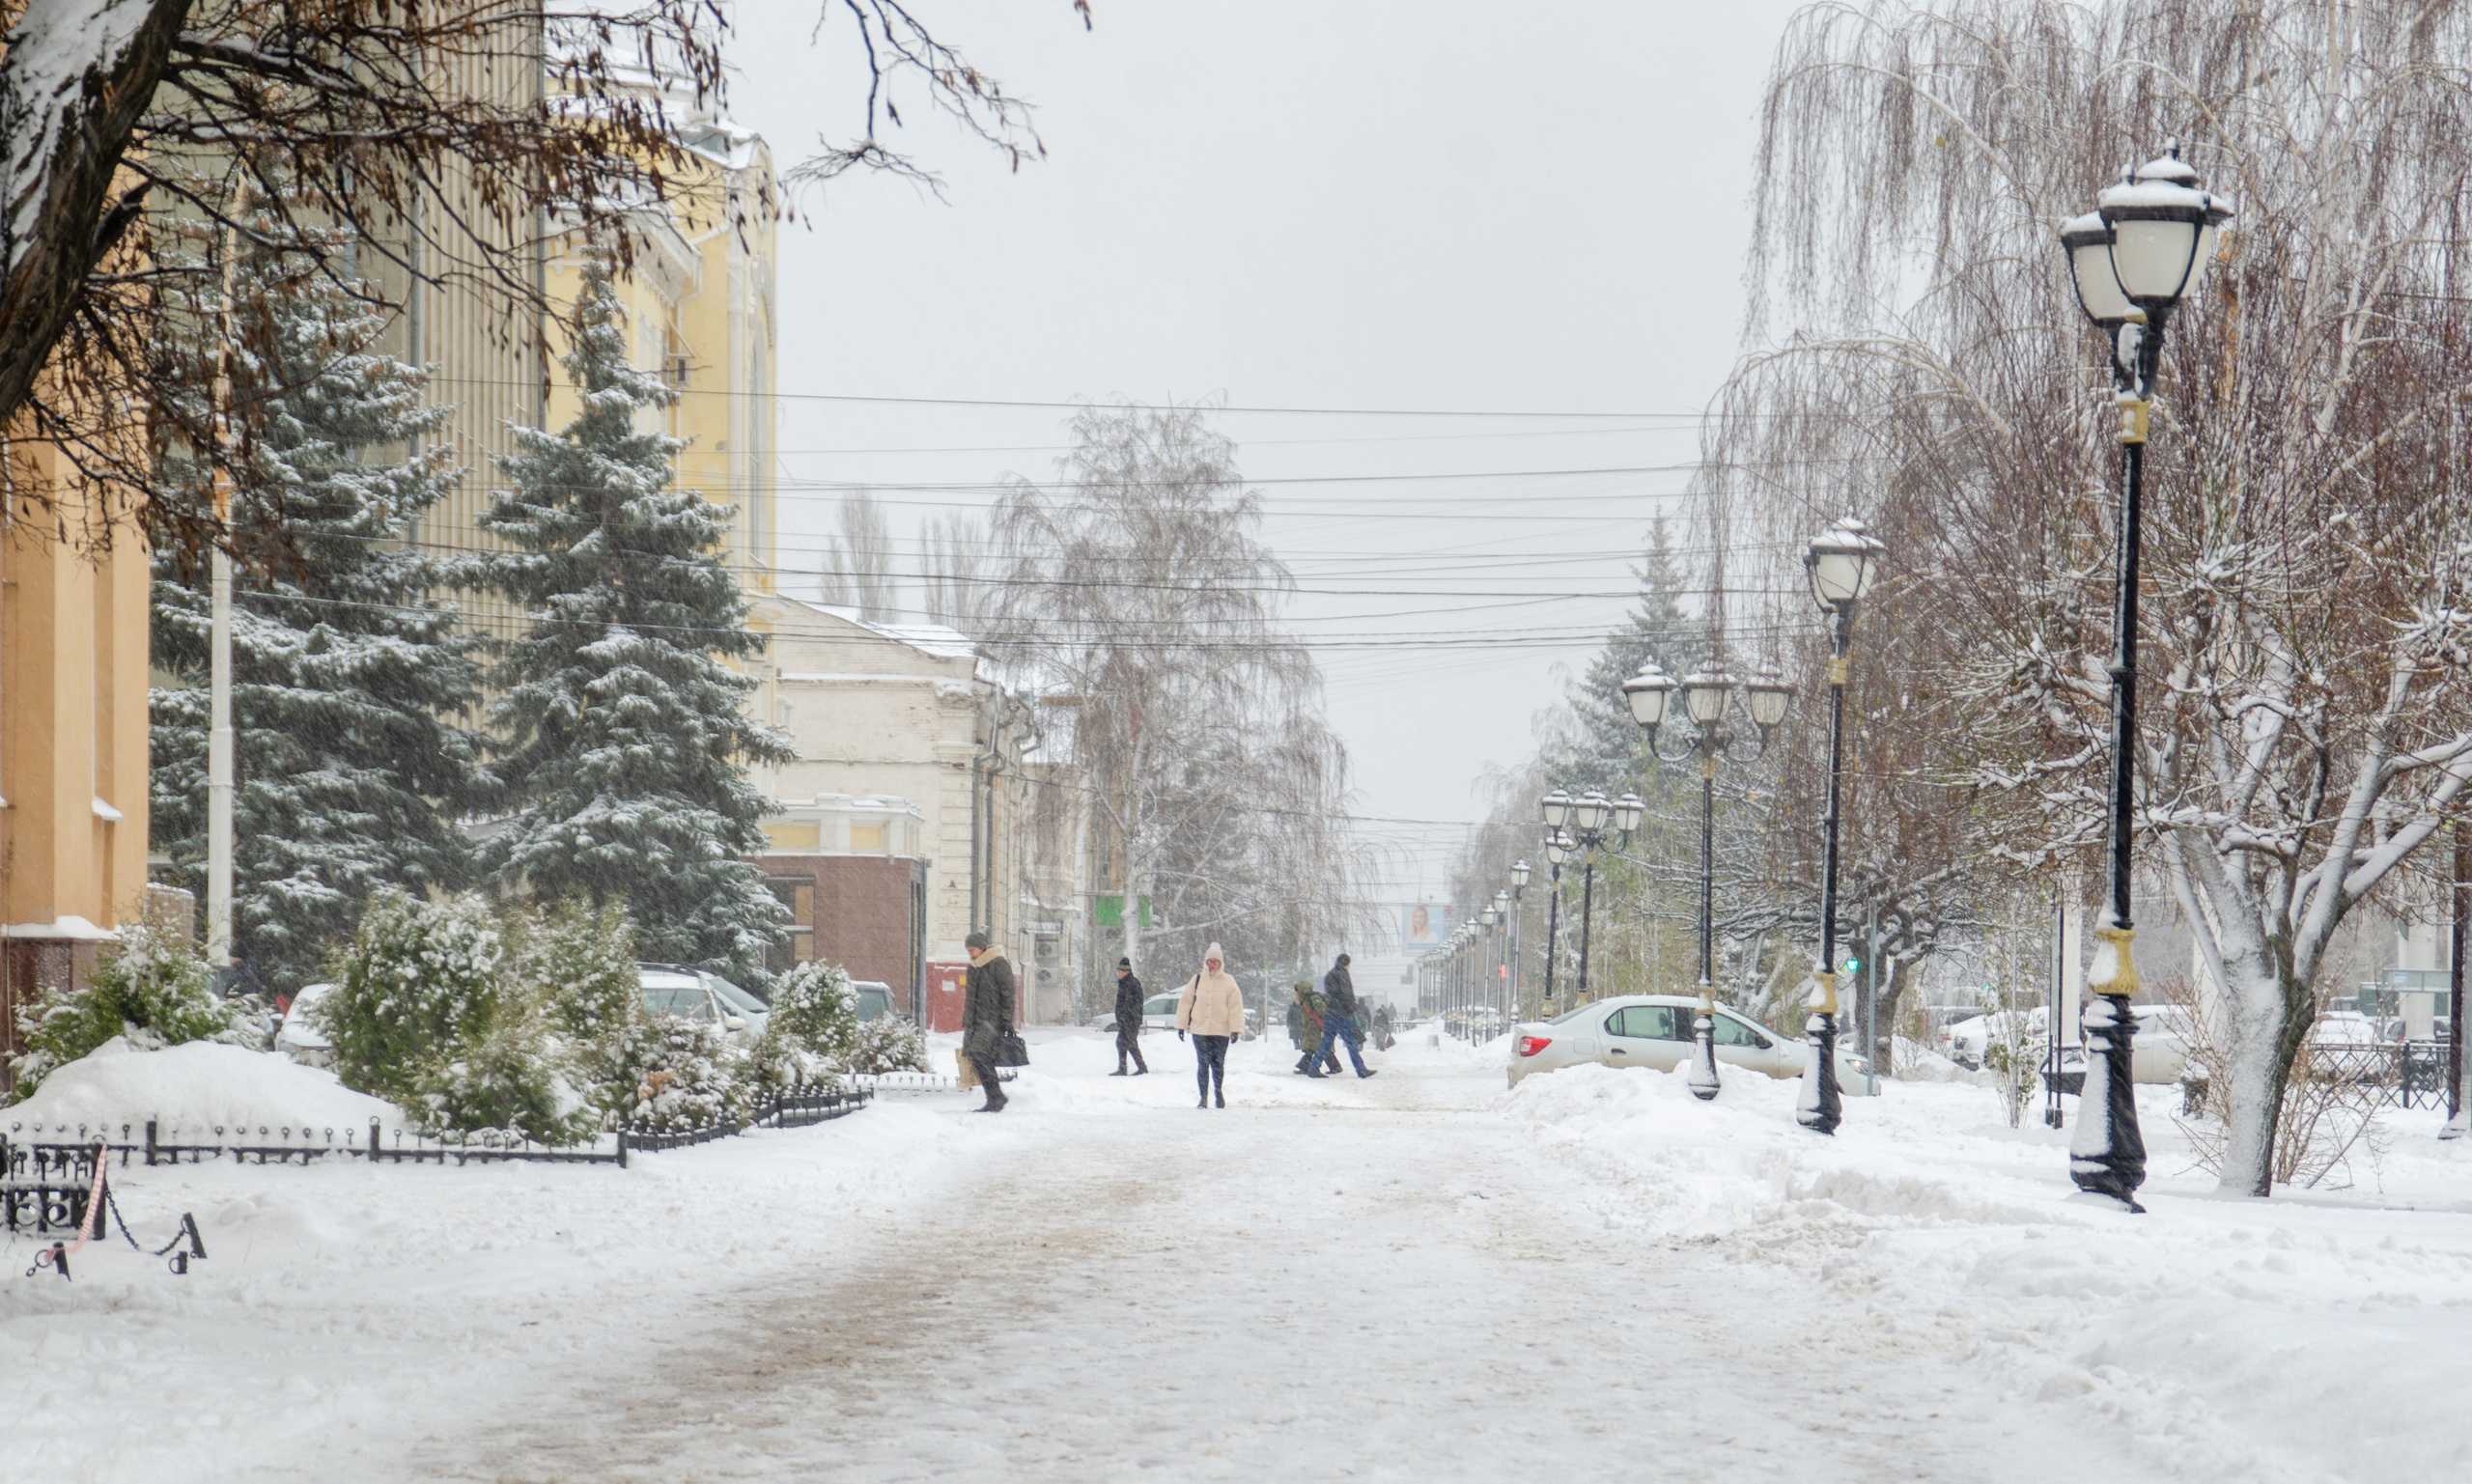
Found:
<box><xmin>721</xmin><ymin>0</ymin><xmax>1811</xmax><ymax>966</ymax></box>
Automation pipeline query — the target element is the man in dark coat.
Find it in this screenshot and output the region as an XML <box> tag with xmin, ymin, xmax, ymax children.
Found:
<box><xmin>1309</xmin><ymin>952</ymin><xmax>1375</xmax><ymax>1079</ymax></box>
<box><xmin>1110</xmin><ymin>958</ymin><xmax>1148</xmax><ymax>1077</ymax></box>
<box><xmin>963</xmin><ymin>931</ymin><xmax>1015</xmax><ymax>1112</ymax></box>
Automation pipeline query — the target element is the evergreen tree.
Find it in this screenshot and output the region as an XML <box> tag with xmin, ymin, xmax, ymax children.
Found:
<box><xmin>1556</xmin><ymin>518</ymin><xmax>1702</xmax><ymax>796</ymax></box>
<box><xmin>151</xmin><ymin>223</ymin><xmax>488</xmax><ymax>997</ymax></box>
<box><xmin>476</xmin><ymin>263</ymin><xmax>789</xmax><ymax>983</ymax></box>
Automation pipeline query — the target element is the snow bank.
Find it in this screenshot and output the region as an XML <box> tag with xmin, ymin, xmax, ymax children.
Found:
<box><xmin>1505</xmin><ymin>1058</ymin><xmax>2472</xmax><ymax>1483</ymax></box>
<box><xmin>4</xmin><ymin>1038</ymin><xmax>404</xmax><ymax>1138</ymax></box>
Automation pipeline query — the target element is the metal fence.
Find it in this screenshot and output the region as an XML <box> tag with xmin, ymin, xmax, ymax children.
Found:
<box><xmin>2300</xmin><ymin>1040</ymin><xmax>2453</xmax><ymax>1111</ymax></box>
<box><xmin>1</xmin><ymin>1084</ymin><xmax>874</xmax><ymax>1181</ymax></box>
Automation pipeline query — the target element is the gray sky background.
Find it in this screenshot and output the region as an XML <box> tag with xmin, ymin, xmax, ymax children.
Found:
<box><xmin>722</xmin><ymin>0</ymin><xmax>1810</xmax><ymax>971</ymax></box>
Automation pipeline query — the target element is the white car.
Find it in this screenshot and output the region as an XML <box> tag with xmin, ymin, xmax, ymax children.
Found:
<box><xmin>638</xmin><ymin>965</ymin><xmax>771</xmax><ymax>1045</ymax></box>
<box><xmin>1943</xmin><ymin>1003</ymin><xmax>2189</xmax><ymax>1084</ymax></box>
<box><xmin>274</xmin><ymin>982</ymin><xmax>338</xmax><ymax>1068</ymax></box>
<box><xmin>1507</xmin><ymin>994</ymin><xmax>1871</xmax><ymax>1088</ymax></box>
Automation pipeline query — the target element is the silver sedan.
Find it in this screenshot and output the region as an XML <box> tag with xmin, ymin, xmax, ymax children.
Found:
<box><xmin>1508</xmin><ymin>994</ymin><xmax>1871</xmax><ymax>1088</ymax></box>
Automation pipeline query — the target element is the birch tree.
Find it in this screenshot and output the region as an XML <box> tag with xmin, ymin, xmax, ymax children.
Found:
<box><xmin>1717</xmin><ymin>0</ymin><xmax>2472</xmax><ymax>1195</ymax></box>
<box><xmin>983</xmin><ymin>404</ymin><xmax>1362</xmax><ymax>980</ymax></box>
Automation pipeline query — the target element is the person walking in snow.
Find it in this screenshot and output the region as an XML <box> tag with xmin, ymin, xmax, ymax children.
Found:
<box><xmin>1307</xmin><ymin>952</ymin><xmax>1375</xmax><ymax>1080</ymax></box>
<box><xmin>1176</xmin><ymin>942</ymin><xmax>1246</xmax><ymax>1109</ymax></box>
<box><xmin>1292</xmin><ymin>981</ymin><xmax>1335</xmax><ymax>1075</ymax></box>
<box><xmin>1111</xmin><ymin>957</ymin><xmax>1149</xmax><ymax>1077</ymax></box>
<box><xmin>963</xmin><ymin>931</ymin><xmax>1014</xmax><ymax>1112</ymax></box>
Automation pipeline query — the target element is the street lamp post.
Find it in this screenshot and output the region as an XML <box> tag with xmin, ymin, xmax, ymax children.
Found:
<box><xmin>1541</xmin><ymin>829</ymin><xmax>1572</xmax><ymax>1012</ymax></box>
<box><xmin>2058</xmin><ymin>141</ymin><xmax>2232</xmax><ymax>1212</ymax></box>
<box><xmin>1479</xmin><ymin>903</ymin><xmax>1500</xmax><ymax>1038</ymax></box>
<box><xmin>1541</xmin><ymin>790</ymin><xmax>1645</xmax><ymax>1006</ymax></box>
<box><xmin>1626</xmin><ymin>660</ymin><xmax>1792</xmax><ymax>1101</ymax></box>
<box><xmin>1797</xmin><ymin>518</ymin><xmax>1888</xmax><ymax>1135</ymax></box>
<box><xmin>1507</xmin><ymin>861</ymin><xmax>1531</xmax><ymax>1021</ymax></box>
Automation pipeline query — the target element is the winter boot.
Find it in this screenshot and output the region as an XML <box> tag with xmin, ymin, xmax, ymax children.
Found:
<box><xmin>1306</xmin><ymin>1067</ymin><xmax>1328</xmax><ymax>1079</ymax></box>
<box><xmin>1215</xmin><ymin>1090</ymin><xmax>1226</xmax><ymax>1108</ymax></box>
<box><xmin>1358</xmin><ymin>1068</ymin><xmax>1378</xmax><ymax>1079</ymax></box>
<box><xmin>1133</xmin><ymin>1050</ymin><xmax>1149</xmax><ymax>1075</ymax></box>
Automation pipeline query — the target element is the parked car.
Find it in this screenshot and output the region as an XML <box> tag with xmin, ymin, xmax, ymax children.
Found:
<box><xmin>1507</xmin><ymin>995</ymin><xmax>1872</xmax><ymax>1089</ymax></box>
<box><xmin>274</xmin><ymin>982</ymin><xmax>338</xmax><ymax>1068</ymax></box>
<box><xmin>1943</xmin><ymin>1003</ymin><xmax>2189</xmax><ymax>1084</ymax></box>
<box><xmin>849</xmin><ymin>980</ymin><xmax>898</xmax><ymax>1023</ymax></box>
<box><xmin>638</xmin><ymin>965</ymin><xmax>770</xmax><ymax>1045</ymax></box>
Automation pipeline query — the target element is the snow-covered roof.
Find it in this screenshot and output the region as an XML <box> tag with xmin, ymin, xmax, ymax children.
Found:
<box><xmin>776</xmin><ymin>597</ymin><xmax>981</xmax><ymax>662</ymax></box>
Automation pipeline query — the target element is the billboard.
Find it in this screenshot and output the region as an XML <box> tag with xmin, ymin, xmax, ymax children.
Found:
<box><xmin>1400</xmin><ymin>903</ymin><xmax>1457</xmax><ymax>954</ymax></box>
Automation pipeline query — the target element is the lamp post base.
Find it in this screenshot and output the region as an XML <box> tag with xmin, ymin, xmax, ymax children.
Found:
<box><xmin>1688</xmin><ymin>1010</ymin><xmax>1721</xmax><ymax>1101</ymax></box>
<box><xmin>2068</xmin><ymin>994</ymin><xmax>2147</xmax><ymax>1212</ymax></box>
<box><xmin>1796</xmin><ymin>1010</ymin><xmax>1841</xmax><ymax>1134</ymax></box>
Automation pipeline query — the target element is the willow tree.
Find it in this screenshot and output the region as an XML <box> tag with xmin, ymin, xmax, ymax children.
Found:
<box><xmin>983</xmin><ymin>404</ymin><xmax>1364</xmax><ymax>981</ymax></box>
<box><xmin>1713</xmin><ymin>0</ymin><xmax>2472</xmax><ymax>1195</ymax></box>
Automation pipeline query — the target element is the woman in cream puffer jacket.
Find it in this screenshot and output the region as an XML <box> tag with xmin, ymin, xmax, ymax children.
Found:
<box><xmin>1175</xmin><ymin>942</ymin><xmax>1246</xmax><ymax>1107</ymax></box>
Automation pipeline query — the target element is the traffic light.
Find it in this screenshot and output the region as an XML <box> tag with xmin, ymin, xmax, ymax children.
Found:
<box><xmin>1841</xmin><ymin>957</ymin><xmax>1861</xmax><ymax>976</ymax></box>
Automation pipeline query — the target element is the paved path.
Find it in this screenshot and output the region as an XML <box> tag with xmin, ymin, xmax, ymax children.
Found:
<box><xmin>412</xmin><ymin>1038</ymin><xmax>2139</xmax><ymax>1483</ymax></box>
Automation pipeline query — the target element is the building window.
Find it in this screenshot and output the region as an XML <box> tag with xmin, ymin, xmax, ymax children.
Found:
<box><xmin>765</xmin><ymin>876</ymin><xmax>816</xmax><ymax>977</ymax></box>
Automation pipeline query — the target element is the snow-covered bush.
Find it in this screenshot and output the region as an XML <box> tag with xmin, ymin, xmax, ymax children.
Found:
<box><xmin>507</xmin><ymin>900</ymin><xmax>647</xmax><ymax>1128</ymax></box>
<box><xmin>417</xmin><ymin>1014</ymin><xmax>595</xmax><ymax>1145</ymax></box>
<box><xmin>322</xmin><ymin>890</ymin><xmax>506</xmax><ymax>1106</ymax></box>
<box><xmin>7</xmin><ymin>924</ymin><xmax>266</xmax><ymax>1100</ymax></box>
<box><xmin>630</xmin><ymin>1017</ymin><xmax>756</xmax><ymax>1134</ymax></box>
<box><xmin>845</xmin><ymin>1015</ymin><xmax>932</xmax><ymax>1076</ymax></box>
<box><xmin>762</xmin><ymin>961</ymin><xmax>858</xmax><ymax>1059</ymax></box>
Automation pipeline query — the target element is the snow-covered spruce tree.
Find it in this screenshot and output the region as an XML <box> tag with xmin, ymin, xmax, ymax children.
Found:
<box><xmin>151</xmin><ymin>217</ymin><xmax>487</xmax><ymax>998</ymax></box>
<box><xmin>631</xmin><ymin>1018</ymin><xmax>756</xmax><ymax>1134</ymax></box>
<box><xmin>322</xmin><ymin>891</ymin><xmax>507</xmax><ymax>1108</ymax></box>
<box><xmin>475</xmin><ymin>263</ymin><xmax>789</xmax><ymax>984</ymax></box>
<box><xmin>506</xmin><ymin>899</ymin><xmax>650</xmax><ymax>1130</ymax></box>
<box><xmin>752</xmin><ymin>958</ymin><xmax>859</xmax><ymax>1090</ymax></box>
<box><xmin>847</xmin><ymin>1016</ymin><xmax>933</xmax><ymax>1076</ymax></box>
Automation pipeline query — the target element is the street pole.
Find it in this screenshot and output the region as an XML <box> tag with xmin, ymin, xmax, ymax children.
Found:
<box><xmin>1687</xmin><ymin>745</ymin><xmax>1721</xmax><ymax>1100</ymax></box>
<box><xmin>2446</xmin><ymin>820</ymin><xmax>2467</xmax><ymax>1137</ymax></box>
<box><xmin>1796</xmin><ymin>602</ymin><xmax>1853</xmax><ymax>1134</ymax></box>
<box><xmin>2069</xmin><ymin>313</ymin><xmax>2161</xmax><ymax>1213</ymax></box>
<box><xmin>1576</xmin><ymin>852</ymin><xmax>1596</xmax><ymax>1003</ymax></box>
<box><xmin>1543</xmin><ymin>861</ymin><xmax>1562</xmax><ymax>1013</ymax></box>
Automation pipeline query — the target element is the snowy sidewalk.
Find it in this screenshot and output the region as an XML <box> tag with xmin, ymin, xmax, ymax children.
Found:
<box><xmin>7</xmin><ymin>1028</ymin><xmax>2471</xmax><ymax>1481</ymax></box>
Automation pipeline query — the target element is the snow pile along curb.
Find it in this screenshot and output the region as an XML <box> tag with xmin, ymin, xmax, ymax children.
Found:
<box><xmin>6</xmin><ymin>1039</ymin><xmax>405</xmax><ymax>1137</ymax></box>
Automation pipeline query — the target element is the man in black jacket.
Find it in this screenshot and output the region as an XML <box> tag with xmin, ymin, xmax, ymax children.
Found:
<box><xmin>1308</xmin><ymin>952</ymin><xmax>1375</xmax><ymax>1079</ymax></box>
<box><xmin>963</xmin><ymin>931</ymin><xmax>1014</xmax><ymax>1112</ymax></box>
<box><xmin>1111</xmin><ymin>958</ymin><xmax>1149</xmax><ymax>1077</ymax></box>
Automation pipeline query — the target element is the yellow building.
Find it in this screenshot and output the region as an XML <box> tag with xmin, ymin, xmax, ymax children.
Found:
<box><xmin>1</xmin><ymin>437</ymin><xmax>153</xmax><ymax>1051</ymax></box>
<box><xmin>538</xmin><ymin>102</ymin><xmax>779</xmax><ymax>590</ymax></box>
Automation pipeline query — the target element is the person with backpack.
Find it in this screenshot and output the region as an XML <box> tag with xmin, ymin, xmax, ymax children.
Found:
<box><xmin>1175</xmin><ymin>942</ymin><xmax>1246</xmax><ymax>1109</ymax></box>
<box><xmin>1307</xmin><ymin>951</ymin><xmax>1375</xmax><ymax>1080</ymax></box>
<box><xmin>1110</xmin><ymin>957</ymin><xmax>1149</xmax><ymax>1077</ymax></box>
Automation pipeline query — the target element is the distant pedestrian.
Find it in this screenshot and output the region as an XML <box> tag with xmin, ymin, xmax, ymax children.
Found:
<box><xmin>963</xmin><ymin>931</ymin><xmax>1014</xmax><ymax>1112</ymax></box>
<box><xmin>1176</xmin><ymin>942</ymin><xmax>1246</xmax><ymax>1109</ymax></box>
<box><xmin>1111</xmin><ymin>958</ymin><xmax>1149</xmax><ymax>1077</ymax></box>
<box><xmin>1372</xmin><ymin>1002</ymin><xmax>1396</xmax><ymax>1050</ymax></box>
<box><xmin>1308</xmin><ymin>952</ymin><xmax>1375</xmax><ymax>1080</ymax></box>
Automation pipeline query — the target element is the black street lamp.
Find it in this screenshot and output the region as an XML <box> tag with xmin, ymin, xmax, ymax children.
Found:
<box><xmin>1627</xmin><ymin>659</ymin><xmax>1792</xmax><ymax>1101</ymax></box>
<box><xmin>1540</xmin><ymin>828</ymin><xmax>1574</xmax><ymax>1011</ymax></box>
<box><xmin>1797</xmin><ymin>517</ymin><xmax>1888</xmax><ymax>1136</ymax></box>
<box><xmin>1507</xmin><ymin>860</ymin><xmax>1531</xmax><ymax>1019</ymax></box>
<box><xmin>2058</xmin><ymin>141</ymin><xmax>2232</xmax><ymax>1212</ymax></box>
<box><xmin>1543</xmin><ymin>788</ymin><xmax>1644</xmax><ymax>1005</ymax></box>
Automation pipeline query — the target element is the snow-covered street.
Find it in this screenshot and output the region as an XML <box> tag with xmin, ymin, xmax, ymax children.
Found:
<box><xmin>9</xmin><ymin>1029</ymin><xmax>2472</xmax><ymax>1481</ymax></box>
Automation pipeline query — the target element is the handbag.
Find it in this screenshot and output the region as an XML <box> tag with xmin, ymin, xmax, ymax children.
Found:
<box><xmin>995</xmin><ymin>1028</ymin><xmax>1030</xmax><ymax>1068</ymax></box>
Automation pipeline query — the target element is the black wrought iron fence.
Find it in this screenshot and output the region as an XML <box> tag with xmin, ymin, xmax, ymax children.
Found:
<box><xmin>1</xmin><ymin>1084</ymin><xmax>874</xmax><ymax>1178</ymax></box>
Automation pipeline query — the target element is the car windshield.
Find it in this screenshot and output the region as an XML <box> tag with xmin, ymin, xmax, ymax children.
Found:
<box><xmin>702</xmin><ymin>973</ymin><xmax>769</xmax><ymax>1015</ymax></box>
<box><xmin>854</xmin><ymin>988</ymin><xmax>893</xmax><ymax>1022</ymax></box>
<box><xmin>1548</xmin><ymin>1001</ymin><xmax>1609</xmax><ymax>1025</ymax></box>
<box><xmin>641</xmin><ymin>986</ymin><xmax>713</xmax><ymax>1021</ymax></box>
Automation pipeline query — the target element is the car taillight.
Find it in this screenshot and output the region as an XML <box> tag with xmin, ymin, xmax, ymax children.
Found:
<box><xmin>1516</xmin><ymin>1035</ymin><xmax>1552</xmax><ymax>1058</ymax></box>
